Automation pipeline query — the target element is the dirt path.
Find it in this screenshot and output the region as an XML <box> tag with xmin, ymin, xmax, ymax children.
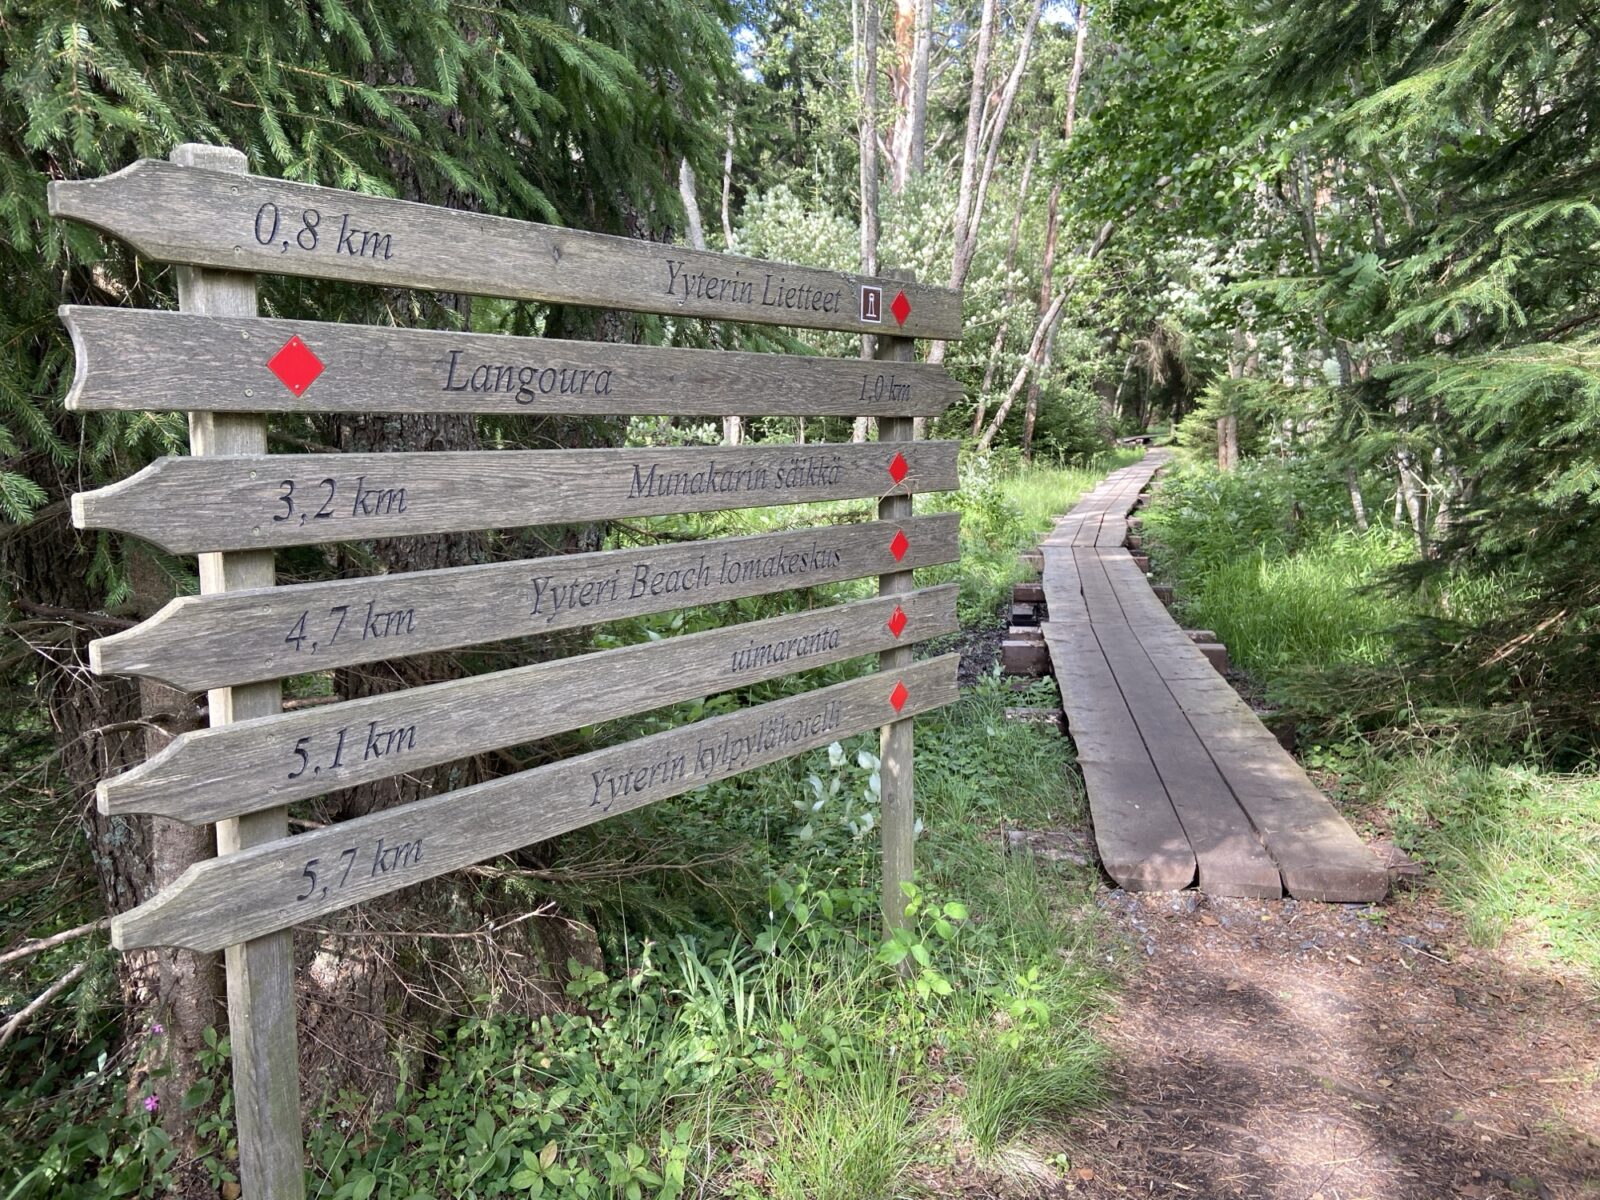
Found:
<box><xmin>1061</xmin><ymin>883</ymin><xmax>1600</xmax><ymax>1199</ymax></box>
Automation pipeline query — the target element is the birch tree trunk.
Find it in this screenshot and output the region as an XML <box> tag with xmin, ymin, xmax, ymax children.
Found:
<box><xmin>975</xmin><ymin>142</ymin><xmax>1036</xmax><ymax>436</ymax></box>
<box><xmin>921</xmin><ymin>0</ymin><xmax>1043</xmax><ymax>440</ymax></box>
<box><xmin>856</xmin><ymin>0</ymin><xmax>882</xmax><ymax>444</ymax></box>
<box><xmin>720</xmin><ymin>117</ymin><xmax>735</xmax><ymax>248</ymax></box>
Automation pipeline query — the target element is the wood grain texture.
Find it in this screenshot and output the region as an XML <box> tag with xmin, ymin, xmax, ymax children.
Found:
<box><xmin>91</xmin><ymin>514</ymin><xmax>959</xmax><ymax>690</ymax></box>
<box><xmin>112</xmin><ymin>654</ymin><xmax>959</xmax><ymax>952</ymax></box>
<box><xmin>1073</xmin><ymin>547</ymin><xmax>1281</xmax><ymax>898</ymax></box>
<box><xmin>100</xmin><ymin>585</ymin><xmax>957</xmax><ymax>823</ymax></box>
<box><xmin>1040</xmin><ymin>621</ymin><xmax>1197</xmax><ymax>892</ymax></box>
<box><xmin>60</xmin><ymin>307</ymin><xmax>960</xmax><ymax>417</ymax></box>
<box><xmin>72</xmin><ymin>441</ymin><xmax>959</xmax><ymax>554</ymax></box>
<box><xmin>875</xmin><ymin>320</ymin><xmax>916</xmax><ymax>936</ymax></box>
<box><xmin>167</xmin><ymin>143</ymin><xmax>304</xmax><ymax>1200</ymax></box>
<box><xmin>48</xmin><ymin>159</ymin><xmax>962</xmax><ymax>339</ymax></box>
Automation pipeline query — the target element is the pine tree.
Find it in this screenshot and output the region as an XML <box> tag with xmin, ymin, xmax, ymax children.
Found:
<box><xmin>0</xmin><ymin>0</ymin><xmax>735</xmax><ymax>1137</ymax></box>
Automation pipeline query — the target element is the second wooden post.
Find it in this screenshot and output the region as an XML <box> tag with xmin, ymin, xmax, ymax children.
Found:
<box><xmin>876</xmin><ymin>271</ymin><xmax>918</xmax><ymax>937</ymax></box>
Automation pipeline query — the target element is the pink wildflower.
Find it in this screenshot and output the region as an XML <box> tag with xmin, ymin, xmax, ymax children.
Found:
<box><xmin>143</xmin><ymin>1094</ymin><xmax>159</xmax><ymax>1114</ymax></box>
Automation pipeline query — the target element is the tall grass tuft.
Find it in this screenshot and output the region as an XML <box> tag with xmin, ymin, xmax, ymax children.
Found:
<box><xmin>758</xmin><ymin>1062</ymin><xmax>923</xmax><ymax>1200</ymax></box>
<box><xmin>959</xmin><ymin>1034</ymin><xmax>1103</xmax><ymax>1157</ymax></box>
<box><xmin>1176</xmin><ymin>529</ymin><xmax>1412</xmax><ymax>673</ymax></box>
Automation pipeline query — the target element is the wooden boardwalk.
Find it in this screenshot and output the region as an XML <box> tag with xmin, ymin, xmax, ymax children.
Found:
<box><xmin>1039</xmin><ymin>453</ymin><xmax>1387</xmax><ymax>901</ymax></box>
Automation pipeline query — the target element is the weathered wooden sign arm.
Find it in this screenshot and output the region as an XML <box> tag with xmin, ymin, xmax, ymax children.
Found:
<box><xmin>88</xmin><ymin>514</ymin><xmax>961</xmax><ymax>691</ymax></box>
<box><xmin>48</xmin><ymin>159</ymin><xmax>962</xmax><ymax>339</ymax></box>
<box><xmin>112</xmin><ymin>656</ymin><xmax>959</xmax><ymax>953</ymax></box>
<box><xmin>72</xmin><ymin>441</ymin><xmax>959</xmax><ymax>554</ymax></box>
<box><xmin>99</xmin><ymin>585</ymin><xmax>959</xmax><ymax>824</ymax></box>
<box><xmin>61</xmin><ymin>308</ymin><xmax>959</xmax><ymax>417</ymax></box>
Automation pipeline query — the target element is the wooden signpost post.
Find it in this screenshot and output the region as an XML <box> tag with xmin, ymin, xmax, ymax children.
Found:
<box><xmin>51</xmin><ymin>145</ymin><xmax>963</xmax><ymax>1199</ymax></box>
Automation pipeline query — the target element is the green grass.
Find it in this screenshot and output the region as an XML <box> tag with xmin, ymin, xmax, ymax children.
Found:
<box><xmin>1169</xmin><ymin>529</ymin><xmax>1413</xmax><ymax>674</ymax></box>
<box><xmin>1333</xmin><ymin>750</ymin><xmax>1600</xmax><ymax>982</ymax></box>
<box><xmin>1144</xmin><ymin>455</ymin><xmax>1600</xmax><ymax>988</ymax></box>
<box><xmin>758</xmin><ymin>1063</ymin><xmax>922</xmax><ymax>1200</ymax></box>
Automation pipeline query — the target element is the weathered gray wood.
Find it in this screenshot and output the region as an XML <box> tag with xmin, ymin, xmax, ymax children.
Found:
<box><xmin>1073</xmin><ymin>548</ymin><xmax>1281</xmax><ymax>898</ymax></box>
<box><xmin>91</xmin><ymin>514</ymin><xmax>959</xmax><ymax>691</ymax></box>
<box><xmin>875</xmin><ymin>315</ymin><xmax>916</xmax><ymax>937</ymax></box>
<box><xmin>48</xmin><ymin>159</ymin><xmax>963</xmax><ymax>339</ymax></box>
<box><xmin>61</xmin><ymin>307</ymin><xmax>960</xmax><ymax>417</ymax></box>
<box><xmin>1092</xmin><ymin>548</ymin><xmax>1386</xmax><ymax>901</ymax></box>
<box><xmin>113</xmin><ymin>654</ymin><xmax>959</xmax><ymax>952</ymax></box>
<box><xmin>72</xmin><ymin>441</ymin><xmax>959</xmax><ymax>555</ymax></box>
<box><xmin>1040</xmin><ymin>621</ymin><xmax>1196</xmax><ymax>892</ymax></box>
<box><xmin>167</xmin><ymin>145</ymin><xmax>304</xmax><ymax>1200</ymax></box>
<box><xmin>100</xmin><ymin>585</ymin><xmax>957</xmax><ymax>824</ymax></box>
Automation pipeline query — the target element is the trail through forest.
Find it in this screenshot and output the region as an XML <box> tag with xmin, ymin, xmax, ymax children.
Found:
<box><xmin>1057</xmin><ymin>866</ymin><xmax>1600</xmax><ymax>1199</ymax></box>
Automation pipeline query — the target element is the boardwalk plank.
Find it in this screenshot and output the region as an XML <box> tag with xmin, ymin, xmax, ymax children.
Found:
<box><xmin>1041</xmin><ymin>622</ymin><xmax>1195</xmax><ymax>891</ymax></box>
<box><xmin>1077</xmin><ymin>552</ymin><xmax>1281</xmax><ymax>898</ymax></box>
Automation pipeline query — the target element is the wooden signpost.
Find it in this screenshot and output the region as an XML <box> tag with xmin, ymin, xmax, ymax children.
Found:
<box><xmin>99</xmin><ymin>586</ymin><xmax>959</xmax><ymax>823</ymax></box>
<box><xmin>48</xmin><ymin>158</ymin><xmax>962</xmax><ymax>338</ymax></box>
<box><xmin>89</xmin><ymin>514</ymin><xmax>961</xmax><ymax>690</ymax></box>
<box><xmin>52</xmin><ymin>144</ymin><xmax>963</xmax><ymax>1199</ymax></box>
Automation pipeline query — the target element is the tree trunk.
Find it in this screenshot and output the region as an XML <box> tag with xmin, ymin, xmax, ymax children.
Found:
<box><xmin>977</xmin><ymin>291</ymin><xmax>1067</xmax><ymax>450</ymax></box>
<box><xmin>1021</xmin><ymin>302</ymin><xmax>1065</xmax><ymax>459</ymax></box>
<box><xmin>1216</xmin><ymin>416</ymin><xmax>1239</xmax><ymax>471</ymax></box>
<box><xmin>677</xmin><ymin>156</ymin><xmax>705</xmax><ymax>252</ymax></box>
<box><xmin>1344</xmin><ymin>465</ymin><xmax>1370</xmax><ymax>531</ymax></box>
<box><xmin>720</xmin><ymin>117</ymin><xmax>736</xmax><ymax>247</ymax></box>
<box><xmin>857</xmin><ymin>0</ymin><xmax>882</xmax><ymax>444</ymax></box>
<box><xmin>975</xmin><ymin>142</ymin><xmax>1036</xmax><ymax>436</ymax></box>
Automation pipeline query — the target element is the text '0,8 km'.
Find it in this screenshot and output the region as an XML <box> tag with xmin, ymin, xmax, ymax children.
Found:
<box><xmin>71</xmin><ymin>442</ymin><xmax>959</xmax><ymax>554</ymax></box>
<box><xmin>111</xmin><ymin>656</ymin><xmax>960</xmax><ymax>953</ymax></box>
<box><xmin>47</xmin><ymin>160</ymin><xmax>962</xmax><ymax>339</ymax></box>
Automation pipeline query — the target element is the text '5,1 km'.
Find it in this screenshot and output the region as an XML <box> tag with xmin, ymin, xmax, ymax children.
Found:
<box><xmin>53</xmin><ymin>143</ymin><xmax>964</xmax><ymax>1200</ymax></box>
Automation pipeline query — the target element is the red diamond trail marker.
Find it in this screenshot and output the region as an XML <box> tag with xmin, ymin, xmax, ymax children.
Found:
<box><xmin>267</xmin><ymin>335</ymin><xmax>324</xmax><ymax>396</ymax></box>
<box><xmin>888</xmin><ymin>451</ymin><xmax>909</xmax><ymax>484</ymax></box>
<box><xmin>889</xmin><ymin>528</ymin><xmax>910</xmax><ymax>561</ymax></box>
<box><xmin>890</xmin><ymin>290</ymin><xmax>912</xmax><ymax>326</ymax></box>
<box><xmin>889</xmin><ymin>681</ymin><xmax>910</xmax><ymax>712</ymax></box>
<box><xmin>887</xmin><ymin>606</ymin><xmax>908</xmax><ymax>638</ymax></box>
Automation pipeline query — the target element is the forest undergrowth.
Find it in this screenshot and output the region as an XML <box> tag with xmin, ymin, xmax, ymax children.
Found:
<box><xmin>1</xmin><ymin>453</ymin><xmax>1128</xmax><ymax>1199</ymax></box>
<box><xmin>1142</xmin><ymin>458</ymin><xmax>1600</xmax><ymax>987</ymax></box>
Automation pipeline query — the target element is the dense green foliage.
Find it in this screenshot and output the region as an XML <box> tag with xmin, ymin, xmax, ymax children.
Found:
<box><xmin>1145</xmin><ymin>461</ymin><xmax>1600</xmax><ymax>985</ymax></box>
<box><xmin>1074</xmin><ymin>0</ymin><xmax>1600</xmax><ymax>744</ymax></box>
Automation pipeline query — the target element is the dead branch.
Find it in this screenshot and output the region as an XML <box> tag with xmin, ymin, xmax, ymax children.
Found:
<box><xmin>0</xmin><ymin>917</ymin><xmax>111</xmax><ymax>968</ymax></box>
<box><xmin>0</xmin><ymin>959</ymin><xmax>90</xmax><ymax>1051</ymax></box>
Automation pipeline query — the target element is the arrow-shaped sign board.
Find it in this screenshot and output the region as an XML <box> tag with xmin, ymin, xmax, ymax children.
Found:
<box><xmin>112</xmin><ymin>656</ymin><xmax>959</xmax><ymax>952</ymax></box>
<box><xmin>49</xmin><ymin>160</ymin><xmax>961</xmax><ymax>339</ymax></box>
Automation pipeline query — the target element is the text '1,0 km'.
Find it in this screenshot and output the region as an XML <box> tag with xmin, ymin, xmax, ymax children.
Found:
<box><xmin>61</xmin><ymin>308</ymin><xmax>959</xmax><ymax>418</ymax></box>
<box><xmin>72</xmin><ymin>442</ymin><xmax>958</xmax><ymax>554</ymax></box>
<box><xmin>47</xmin><ymin>160</ymin><xmax>962</xmax><ymax>339</ymax></box>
